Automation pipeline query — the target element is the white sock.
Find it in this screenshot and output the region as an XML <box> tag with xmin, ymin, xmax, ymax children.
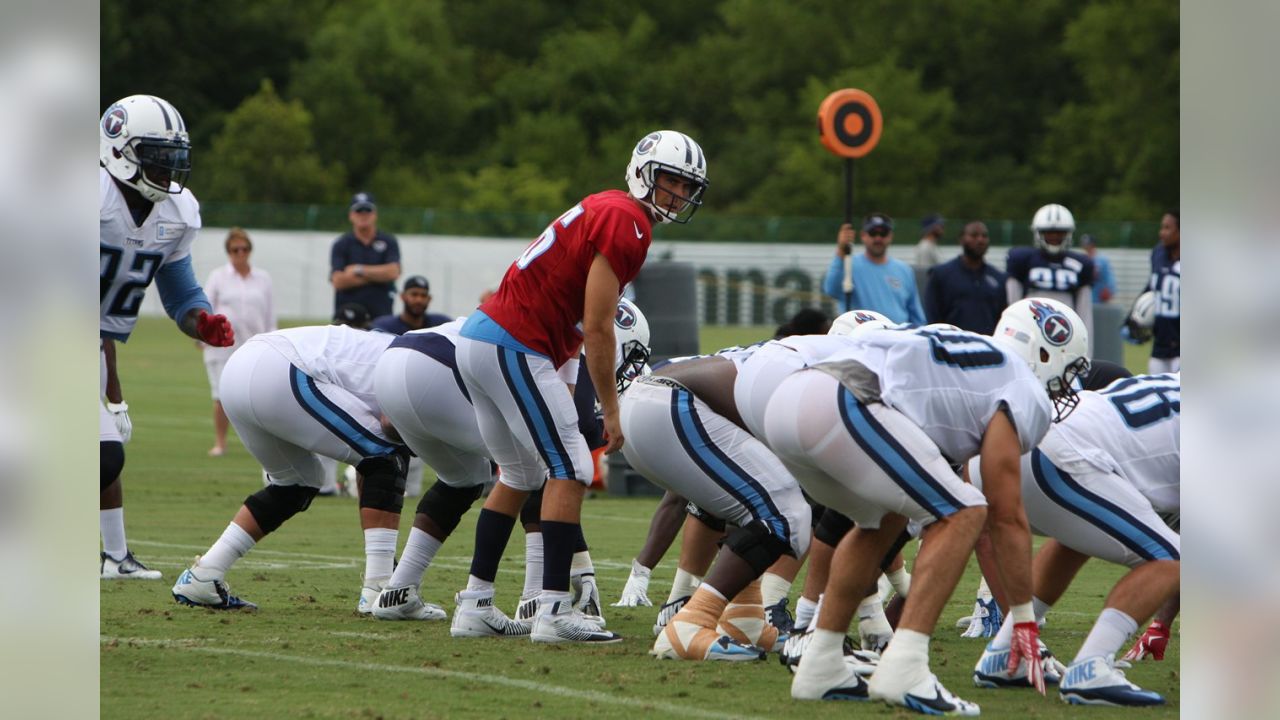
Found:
<box><xmin>699</xmin><ymin>583</ymin><xmax>727</xmax><ymax>602</ymax></box>
<box><xmin>807</xmin><ymin>628</ymin><xmax>845</xmax><ymax>661</ymax></box>
<box><xmin>668</xmin><ymin>567</ymin><xmax>702</xmax><ymax>603</ymax></box>
<box><xmin>100</xmin><ymin>508</ymin><xmax>127</xmax><ymax>561</ymax></box>
<box><xmin>880</xmin><ymin>627</ymin><xmax>930</xmax><ymax>666</ymax></box>
<box><xmin>760</xmin><ymin>571</ymin><xmax>792</xmax><ymax>608</ymax></box>
<box><xmin>886</xmin><ymin>567</ymin><xmax>911</xmax><ymax>597</ymax></box>
<box><xmin>198</xmin><ymin>522</ymin><xmax>256</xmax><ymax>580</ymax></box>
<box><xmin>630</xmin><ymin>558</ymin><xmax>652</xmax><ymax>578</ymax></box>
<box><xmin>1074</xmin><ymin>608</ymin><xmax>1138</xmax><ymax>663</ymax></box>
<box><xmin>992</xmin><ymin>614</ymin><xmax>1015</xmax><ymax>650</ymax></box>
<box><xmin>522</xmin><ymin>532</ymin><xmax>543</xmax><ymax>598</ymax></box>
<box><xmin>388</xmin><ymin>527</ymin><xmax>442</xmax><ymax>588</ymax></box>
<box><xmin>363</xmin><ymin>528</ymin><xmax>397</xmax><ymax>582</ymax></box>
<box><xmin>795</xmin><ymin>596</ymin><xmax>819</xmax><ymax>629</ymax></box>
<box><xmin>571</xmin><ymin>549</ymin><xmax>594</xmax><ymax>577</ymax></box>
<box><xmin>466</xmin><ymin>575</ymin><xmax>494</xmax><ymax>593</ymax></box>
<box><xmin>1033</xmin><ymin>595</ymin><xmax>1052</xmax><ymax>622</ymax></box>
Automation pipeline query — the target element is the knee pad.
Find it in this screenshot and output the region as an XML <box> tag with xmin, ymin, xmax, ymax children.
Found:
<box><xmin>815</xmin><ymin>508</ymin><xmax>855</xmax><ymax>547</ymax></box>
<box><xmin>244</xmin><ymin>483</ymin><xmax>319</xmax><ymax>534</ymax></box>
<box><xmin>100</xmin><ymin>441</ymin><xmax>124</xmax><ymax>491</ymax></box>
<box><xmin>722</xmin><ymin>520</ymin><xmax>791</xmax><ymax>576</ymax></box>
<box><xmin>686</xmin><ymin>501</ymin><xmax>726</xmax><ymax>532</ymax></box>
<box><xmin>415</xmin><ymin>481</ymin><xmax>483</xmax><ymax>536</ymax></box>
<box><xmin>520</xmin><ymin>487</ymin><xmax>544</xmax><ymax>528</ymax></box>
<box><xmin>357</xmin><ymin>447</ymin><xmax>410</xmax><ymax>513</ymax></box>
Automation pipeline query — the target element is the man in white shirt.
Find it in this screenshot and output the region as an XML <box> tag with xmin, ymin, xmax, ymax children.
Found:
<box><xmin>202</xmin><ymin>227</ymin><xmax>276</xmax><ymax>456</ymax></box>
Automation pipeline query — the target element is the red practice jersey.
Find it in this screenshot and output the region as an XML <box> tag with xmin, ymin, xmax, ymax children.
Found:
<box><xmin>479</xmin><ymin>190</ymin><xmax>652</xmax><ymax>366</ymax></box>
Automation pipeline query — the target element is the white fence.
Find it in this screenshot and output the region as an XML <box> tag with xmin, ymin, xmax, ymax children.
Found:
<box><xmin>140</xmin><ymin>227</ymin><xmax>1155</xmax><ymax>324</ymax></box>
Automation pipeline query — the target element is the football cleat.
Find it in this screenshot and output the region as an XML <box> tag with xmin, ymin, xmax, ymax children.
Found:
<box><xmin>766</xmin><ymin>597</ymin><xmax>795</xmax><ymax>635</ymax></box>
<box><xmin>1059</xmin><ymin>656</ymin><xmax>1165</xmax><ymax>706</ymax></box>
<box><xmin>357</xmin><ymin>576</ymin><xmax>388</xmax><ymax>615</ymax></box>
<box><xmin>612</xmin><ymin>568</ymin><xmax>653</xmax><ymax>607</ymax></box>
<box><xmin>652</xmin><ymin>623</ymin><xmax>763</xmax><ymax>661</ymax></box>
<box><xmin>101</xmin><ymin>550</ymin><xmax>162</xmax><ymax>580</ymax></box>
<box><xmin>450</xmin><ymin>590</ymin><xmax>531</xmax><ymax>638</ymax></box>
<box><xmin>960</xmin><ymin>597</ymin><xmax>1004</xmax><ymax>638</ymax></box>
<box><xmin>792</xmin><ymin>656</ymin><xmax>872</xmax><ymax>701</ymax></box>
<box><xmin>515</xmin><ymin>593</ymin><xmax>539</xmax><ymax>622</ymax></box>
<box><xmin>781</xmin><ymin>627</ymin><xmax>879</xmax><ymax>674</ymax></box>
<box><xmin>972</xmin><ymin>639</ymin><xmax>1065</xmax><ymax>688</ymax></box>
<box><xmin>371</xmin><ymin>584</ymin><xmax>446</xmax><ymax>621</ymax></box>
<box><xmin>653</xmin><ymin>595</ymin><xmax>689</xmax><ymax>636</ymax></box>
<box><xmin>531</xmin><ymin>600</ymin><xmax>622</xmax><ymax>644</ymax></box>
<box><xmin>871</xmin><ymin>671</ymin><xmax>980</xmax><ymax>716</ymax></box>
<box><xmin>171</xmin><ymin>565</ymin><xmax>257</xmax><ymax>610</ymax></box>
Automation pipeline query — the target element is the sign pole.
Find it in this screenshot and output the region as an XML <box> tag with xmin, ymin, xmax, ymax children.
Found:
<box><xmin>817</xmin><ymin>88</ymin><xmax>883</xmax><ymax>313</ymax></box>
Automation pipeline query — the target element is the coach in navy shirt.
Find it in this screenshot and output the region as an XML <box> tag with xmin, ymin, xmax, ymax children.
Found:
<box><xmin>370</xmin><ymin>275</ymin><xmax>453</xmax><ymax>335</ymax></box>
<box><xmin>330</xmin><ymin>192</ymin><xmax>401</xmax><ymax>318</ymax></box>
<box><xmin>923</xmin><ymin>220</ymin><xmax>1008</xmax><ymax>335</ymax></box>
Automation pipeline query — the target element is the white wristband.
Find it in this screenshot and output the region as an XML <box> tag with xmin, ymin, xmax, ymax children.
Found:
<box><xmin>107</xmin><ymin>401</ymin><xmax>129</xmax><ymax>414</ymax></box>
<box><xmin>1011</xmin><ymin>601</ymin><xmax>1035</xmax><ymax>624</ymax></box>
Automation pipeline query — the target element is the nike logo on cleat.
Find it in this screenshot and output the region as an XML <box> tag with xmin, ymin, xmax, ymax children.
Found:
<box><xmin>380</xmin><ymin>588</ymin><xmax>410</xmax><ymax>608</ymax></box>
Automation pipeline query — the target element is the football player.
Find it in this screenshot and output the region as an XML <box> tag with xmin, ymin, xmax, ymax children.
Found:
<box><xmin>748</xmin><ymin>299</ymin><xmax>1087</xmax><ymax>715</ymax></box>
<box><xmin>450</xmin><ymin>130</ymin><xmax>706</xmax><ymax>645</ymax></box>
<box><xmin>170</xmin><ymin>323</ymin><xmax>407</xmax><ymax>611</ymax></box>
<box><xmin>99</xmin><ymin>95</ymin><xmax>234</xmax><ymax>579</ymax></box>
<box><xmin>968</xmin><ymin>373</ymin><xmax>1178</xmax><ymax>706</ymax></box>
<box><xmin>1141</xmin><ymin>210</ymin><xmax>1180</xmax><ymax>373</ymax></box>
<box><xmin>371</xmin><ymin>300</ymin><xmax>650</xmax><ymax>626</ymax></box>
<box><xmin>1006</xmin><ymin>204</ymin><xmax>1095</xmax><ymax>353</ymax></box>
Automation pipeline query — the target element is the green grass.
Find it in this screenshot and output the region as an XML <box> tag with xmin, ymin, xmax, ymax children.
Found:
<box><xmin>103</xmin><ymin>318</ymin><xmax>1174</xmax><ymax>719</ymax></box>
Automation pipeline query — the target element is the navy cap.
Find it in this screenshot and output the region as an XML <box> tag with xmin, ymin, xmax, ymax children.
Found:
<box><xmin>349</xmin><ymin>192</ymin><xmax>377</xmax><ymax>213</ymax></box>
<box><xmin>862</xmin><ymin>213</ymin><xmax>894</xmax><ymax>232</ymax></box>
<box><xmin>403</xmin><ymin>275</ymin><xmax>430</xmax><ymax>292</ymax></box>
<box><xmin>921</xmin><ymin>213</ymin><xmax>945</xmax><ymax>231</ymax></box>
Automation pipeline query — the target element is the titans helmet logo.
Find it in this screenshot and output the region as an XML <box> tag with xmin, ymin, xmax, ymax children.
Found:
<box><xmin>1029</xmin><ymin>300</ymin><xmax>1072</xmax><ymax>346</ymax></box>
<box><xmin>102</xmin><ymin>105</ymin><xmax>127</xmax><ymax>138</ymax></box>
<box><xmin>635</xmin><ymin>132</ymin><xmax>662</xmax><ymax>155</ymax></box>
<box><xmin>615</xmin><ymin>302</ymin><xmax>638</xmax><ymax>330</ymax></box>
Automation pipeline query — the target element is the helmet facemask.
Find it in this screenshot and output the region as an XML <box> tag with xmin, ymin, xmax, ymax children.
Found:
<box><xmin>126</xmin><ymin>137</ymin><xmax>191</xmax><ymax>202</ymax></box>
<box><xmin>1046</xmin><ymin>355</ymin><xmax>1090</xmax><ymax>422</ymax></box>
<box><xmin>638</xmin><ymin>166</ymin><xmax>707</xmax><ymax>224</ymax></box>
<box><xmin>615</xmin><ymin>339</ymin><xmax>652</xmax><ymax>393</ymax></box>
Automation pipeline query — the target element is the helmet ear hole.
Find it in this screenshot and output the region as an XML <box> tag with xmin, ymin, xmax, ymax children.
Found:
<box><xmin>1039</xmin><ymin>347</ymin><xmax>1050</xmax><ymax>363</ymax></box>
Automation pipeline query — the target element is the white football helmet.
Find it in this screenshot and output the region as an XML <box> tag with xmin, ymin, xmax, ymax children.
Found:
<box><xmin>614</xmin><ymin>298</ymin><xmax>652</xmax><ymax>393</ymax></box>
<box><xmin>828</xmin><ymin>309</ymin><xmax>891</xmax><ymax>337</ymax></box>
<box><xmin>991</xmin><ymin>298</ymin><xmax>1090</xmax><ymax>421</ymax></box>
<box><xmin>100</xmin><ymin>95</ymin><xmax>191</xmax><ymax>203</ymax></box>
<box><xmin>625</xmin><ymin>130</ymin><xmax>708</xmax><ymax>224</ymax></box>
<box><xmin>1031</xmin><ymin>203</ymin><xmax>1075</xmax><ymax>255</ymax></box>
<box><xmin>1129</xmin><ymin>291</ymin><xmax>1157</xmax><ymax>329</ymax></box>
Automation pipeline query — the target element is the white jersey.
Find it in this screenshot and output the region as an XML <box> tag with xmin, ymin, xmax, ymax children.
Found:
<box><xmin>402</xmin><ymin>317</ymin><xmax>466</xmax><ymax>344</ymax></box>
<box><xmin>250</xmin><ymin>325</ymin><xmax>395</xmax><ymax>408</ymax></box>
<box><xmin>99</xmin><ymin>168</ymin><xmax>202</xmax><ymax>340</ymax></box>
<box><xmin>655</xmin><ymin>343</ymin><xmax>761</xmax><ymax>371</ymax></box>
<box><xmin>1042</xmin><ymin>373</ymin><xmax>1180</xmax><ymax>511</ymax></box>
<box><xmin>813</xmin><ymin>327</ymin><xmax>1053</xmax><ymax>462</ymax></box>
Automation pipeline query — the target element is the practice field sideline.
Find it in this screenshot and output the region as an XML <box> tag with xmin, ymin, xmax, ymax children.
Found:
<box><xmin>102</xmin><ymin>318</ymin><xmax>1173</xmax><ymax>719</ymax></box>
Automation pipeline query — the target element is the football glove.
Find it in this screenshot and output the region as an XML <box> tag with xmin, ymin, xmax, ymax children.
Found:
<box><xmin>197</xmin><ymin>311</ymin><xmax>235</xmax><ymax>347</ymax></box>
<box><xmin>106</xmin><ymin>401</ymin><xmax>132</xmax><ymax>444</ymax></box>
<box><xmin>1010</xmin><ymin>621</ymin><xmax>1046</xmax><ymax>695</ymax></box>
<box><xmin>1120</xmin><ymin>620</ymin><xmax>1170</xmax><ymax>663</ymax></box>
<box><xmin>1121</xmin><ymin>319</ymin><xmax>1152</xmax><ymax>345</ymax></box>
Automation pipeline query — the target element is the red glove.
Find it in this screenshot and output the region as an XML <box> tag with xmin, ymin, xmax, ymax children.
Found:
<box><xmin>1010</xmin><ymin>621</ymin><xmax>1046</xmax><ymax>695</ymax></box>
<box><xmin>197</xmin><ymin>310</ymin><xmax>235</xmax><ymax>347</ymax></box>
<box><xmin>1121</xmin><ymin>620</ymin><xmax>1170</xmax><ymax>663</ymax></box>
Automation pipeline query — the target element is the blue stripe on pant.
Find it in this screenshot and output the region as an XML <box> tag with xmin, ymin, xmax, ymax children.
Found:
<box><xmin>669</xmin><ymin>387</ymin><xmax>790</xmax><ymax>541</ymax></box>
<box><xmin>836</xmin><ymin>387</ymin><xmax>963</xmax><ymax>520</ymax></box>
<box><xmin>496</xmin><ymin>346</ymin><xmax>575</xmax><ymax>480</ymax></box>
<box><xmin>1031</xmin><ymin>450</ymin><xmax>1178</xmax><ymax>561</ymax></box>
<box><xmin>289</xmin><ymin>366</ymin><xmax>398</xmax><ymax>457</ymax></box>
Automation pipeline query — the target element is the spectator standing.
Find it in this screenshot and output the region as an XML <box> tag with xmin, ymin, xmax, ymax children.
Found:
<box><xmin>330</xmin><ymin>192</ymin><xmax>401</xmax><ymax>318</ymax></box>
<box><xmin>821</xmin><ymin>212</ymin><xmax>926</xmax><ymax>323</ymax></box>
<box><xmin>1081</xmin><ymin>234</ymin><xmax>1117</xmax><ymax>303</ymax></box>
<box><xmin>915</xmin><ymin>213</ymin><xmax>945</xmax><ymax>269</ymax></box>
<box><xmin>202</xmin><ymin>228</ymin><xmax>276</xmax><ymax>457</ymax></box>
<box><xmin>370</xmin><ymin>275</ymin><xmax>452</xmax><ymax>334</ymax></box>
<box><xmin>923</xmin><ymin>221</ymin><xmax>1008</xmax><ymax>334</ymax></box>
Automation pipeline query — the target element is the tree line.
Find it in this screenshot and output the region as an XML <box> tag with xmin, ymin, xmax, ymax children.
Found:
<box><xmin>103</xmin><ymin>0</ymin><xmax>1178</xmax><ymax>227</ymax></box>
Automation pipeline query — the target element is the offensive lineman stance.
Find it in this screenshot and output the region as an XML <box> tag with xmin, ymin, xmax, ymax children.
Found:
<box><xmin>451</xmin><ymin>131</ymin><xmax>707</xmax><ymax>644</ymax></box>
<box><xmin>99</xmin><ymin>94</ymin><xmax>234</xmax><ymax>579</ymax></box>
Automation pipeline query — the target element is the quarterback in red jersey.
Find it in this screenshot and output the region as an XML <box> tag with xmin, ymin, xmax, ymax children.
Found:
<box><xmin>451</xmin><ymin>130</ymin><xmax>708</xmax><ymax>644</ymax></box>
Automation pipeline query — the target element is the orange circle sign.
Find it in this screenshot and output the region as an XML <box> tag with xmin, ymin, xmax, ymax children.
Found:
<box><xmin>817</xmin><ymin>89</ymin><xmax>882</xmax><ymax>159</ymax></box>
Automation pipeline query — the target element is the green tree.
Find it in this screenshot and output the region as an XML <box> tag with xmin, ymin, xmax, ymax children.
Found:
<box><xmin>200</xmin><ymin>80</ymin><xmax>345</xmax><ymax>203</ymax></box>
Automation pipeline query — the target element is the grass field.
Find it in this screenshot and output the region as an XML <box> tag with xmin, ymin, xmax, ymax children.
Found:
<box><xmin>102</xmin><ymin>318</ymin><xmax>1174</xmax><ymax>719</ymax></box>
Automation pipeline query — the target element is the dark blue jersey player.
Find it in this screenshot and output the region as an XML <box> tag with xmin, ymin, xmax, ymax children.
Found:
<box><xmin>1147</xmin><ymin>211</ymin><xmax>1180</xmax><ymax>373</ymax></box>
<box><xmin>1006</xmin><ymin>203</ymin><xmax>1095</xmax><ymax>352</ymax></box>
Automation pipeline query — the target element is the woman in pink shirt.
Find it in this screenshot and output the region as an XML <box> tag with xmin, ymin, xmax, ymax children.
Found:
<box><xmin>202</xmin><ymin>228</ymin><xmax>276</xmax><ymax>456</ymax></box>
